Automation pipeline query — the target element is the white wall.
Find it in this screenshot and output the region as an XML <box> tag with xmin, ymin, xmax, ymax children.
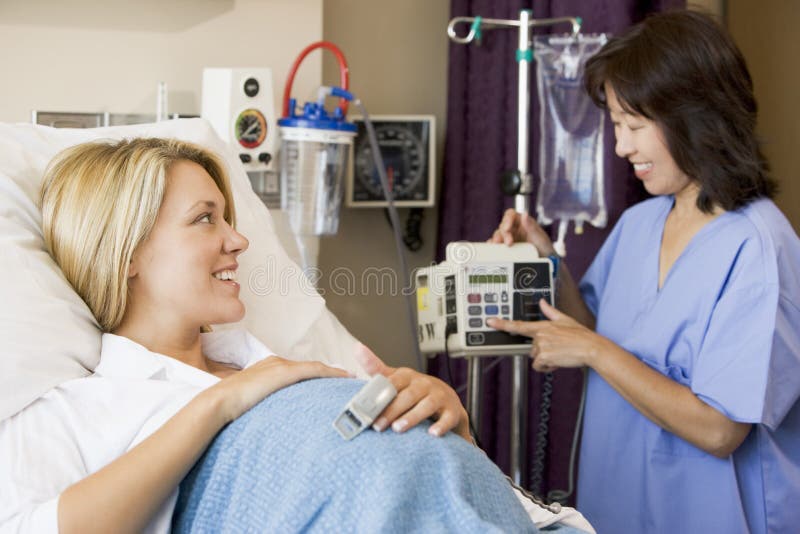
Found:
<box><xmin>0</xmin><ymin>0</ymin><xmax>323</xmax><ymax>122</ymax></box>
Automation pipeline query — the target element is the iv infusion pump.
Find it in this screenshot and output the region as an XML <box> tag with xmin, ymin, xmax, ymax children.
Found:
<box><xmin>415</xmin><ymin>242</ymin><xmax>554</xmax><ymax>357</ymax></box>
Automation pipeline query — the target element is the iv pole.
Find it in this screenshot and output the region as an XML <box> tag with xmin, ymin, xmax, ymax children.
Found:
<box><xmin>447</xmin><ymin>10</ymin><xmax>581</xmax><ymax>486</ymax></box>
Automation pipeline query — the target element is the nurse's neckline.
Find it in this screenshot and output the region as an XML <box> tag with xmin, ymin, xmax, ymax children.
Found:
<box><xmin>656</xmin><ymin>195</ymin><xmax>729</xmax><ymax>293</ymax></box>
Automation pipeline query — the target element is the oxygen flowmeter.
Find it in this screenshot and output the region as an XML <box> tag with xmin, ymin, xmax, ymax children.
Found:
<box><xmin>415</xmin><ymin>242</ymin><xmax>554</xmax><ymax>357</ymax></box>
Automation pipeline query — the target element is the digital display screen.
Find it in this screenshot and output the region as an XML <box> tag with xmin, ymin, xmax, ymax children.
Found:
<box><xmin>469</xmin><ymin>274</ymin><xmax>508</xmax><ymax>284</ymax></box>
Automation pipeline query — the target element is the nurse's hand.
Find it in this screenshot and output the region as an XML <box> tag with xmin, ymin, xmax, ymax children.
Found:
<box><xmin>354</xmin><ymin>343</ymin><xmax>471</xmax><ymax>442</ymax></box>
<box><xmin>487</xmin><ymin>300</ymin><xmax>609</xmax><ymax>372</ymax></box>
<box><xmin>490</xmin><ymin>208</ymin><xmax>556</xmax><ymax>256</ymax></box>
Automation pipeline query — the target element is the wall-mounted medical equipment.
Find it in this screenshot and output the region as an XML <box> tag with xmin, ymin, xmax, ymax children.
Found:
<box><xmin>333</xmin><ymin>375</ymin><xmax>397</xmax><ymax>441</ymax></box>
<box><xmin>277</xmin><ymin>41</ymin><xmax>424</xmax><ymax>370</ymax></box>
<box><xmin>201</xmin><ymin>68</ymin><xmax>280</xmax><ymax>208</ymax></box>
<box><xmin>346</xmin><ymin>115</ymin><xmax>436</xmax><ymax>208</ymax></box>
<box><xmin>534</xmin><ymin>35</ymin><xmax>608</xmax><ymax>253</ymax></box>
<box><xmin>416</xmin><ymin>243</ymin><xmax>553</xmax><ymax>357</ymax></box>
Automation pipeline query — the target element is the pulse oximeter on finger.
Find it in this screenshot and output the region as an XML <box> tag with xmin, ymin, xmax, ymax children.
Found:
<box><xmin>333</xmin><ymin>375</ymin><xmax>397</xmax><ymax>440</ymax></box>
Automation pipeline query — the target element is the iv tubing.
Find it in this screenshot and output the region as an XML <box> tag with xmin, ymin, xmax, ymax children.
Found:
<box><xmin>553</xmin><ymin>219</ymin><xmax>568</xmax><ymax>258</ymax></box>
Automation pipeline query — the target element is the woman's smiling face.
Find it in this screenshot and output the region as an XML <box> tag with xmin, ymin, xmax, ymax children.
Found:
<box><xmin>127</xmin><ymin>160</ymin><xmax>249</xmax><ymax>331</ymax></box>
<box><xmin>606</xmin><ymin>83</ymin><xmax>694</xmax><ymax>198</ymax></box>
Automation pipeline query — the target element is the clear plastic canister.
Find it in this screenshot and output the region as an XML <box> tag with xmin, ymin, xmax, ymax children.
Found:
<box><xmin>279</xmin><ymin>125</ymin><xmax>356</xmax><ymax>236</ymax></box>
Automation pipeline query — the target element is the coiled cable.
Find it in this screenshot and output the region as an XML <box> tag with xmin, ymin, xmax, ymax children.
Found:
<box><xmin>403</xmin><ymin>207</ymin><xmax>424</xmax><ymax>251</ymax></box>
<box><xmin>382</xmin><ymin>207</ymin><xmax>425</xmax><ymax>252</ymax></box>
<box><xmin>529</xmin><ymin>371</ymin><xmax>554</xmax><ymax>495</ymax></box>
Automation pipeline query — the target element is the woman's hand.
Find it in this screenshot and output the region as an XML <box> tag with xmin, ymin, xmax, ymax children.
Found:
<box><xmin>210</xmin><ymin>356</ymin><xmax>351</xmax><ymax>423</ymax></box>
<box><xmin>354</xmin><ymin>344</ymin><xmax>471</xmax><ymax>441</ymax></box>
<box><xmin>487</xmin><ymin>300</ymin><xmax>609</xmax><ymax>372</ymax></box>
<box><xmin>490</xmin><ymin>208</ymin><xmax>556</xmax><ymax>256</ymax></box>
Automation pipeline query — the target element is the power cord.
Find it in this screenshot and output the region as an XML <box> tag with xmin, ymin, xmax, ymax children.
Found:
<box><xmin>546</xmin><ymin>367</ymin><xmax>588</xmax><ymax>505</ymax></box>
<box><xmin>506</xmin><ymin>475</ymin><xmax>563</xmax><ymax>515</ymax></box>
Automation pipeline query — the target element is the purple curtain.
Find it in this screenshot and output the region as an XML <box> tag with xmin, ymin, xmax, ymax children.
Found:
<box><xmin>430</xmin><ymin>0</ymin><xmax>684</xmax><ymax>504</ymax></box>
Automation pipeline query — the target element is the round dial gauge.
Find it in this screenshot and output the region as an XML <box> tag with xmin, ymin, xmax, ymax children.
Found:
<box><xmin>354</xmin><ymin>124</ymin><xmax>425</xmax><ymax>198</ymax></box>
<box><xmin>234</xmin><ymin>108</ymin><xmax>267</xmax><ymax>149</ymax></box>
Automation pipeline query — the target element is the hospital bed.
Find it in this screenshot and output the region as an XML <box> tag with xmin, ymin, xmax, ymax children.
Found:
<box><xmin>0</xmin><ymin>118</ymin><xmax>592</xmax><ymax>532</ymax></box>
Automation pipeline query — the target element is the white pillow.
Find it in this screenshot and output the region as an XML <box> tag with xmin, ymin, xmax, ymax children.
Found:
<box><xmin>0</xmin><ymin>119</ymin><xmax>365</xmax><ymax>422</ymax></box>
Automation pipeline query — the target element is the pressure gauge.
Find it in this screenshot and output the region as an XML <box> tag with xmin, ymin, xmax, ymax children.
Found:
<box><xmin>234</xmin><ymin>108</ymin><xmax>267</xmax><ymax>149</ymax></box>
<box><xmin>354</xmin><ymin>125</ymin><xmax>423</xmax><ymax>197</ymax></box>
<box><xmin>347</xmin><ymin>115</ymin><xmax>435</xmax><ymax>207</ymax></box>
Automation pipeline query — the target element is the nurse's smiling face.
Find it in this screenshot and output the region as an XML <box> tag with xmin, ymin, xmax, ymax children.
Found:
<box><xmin>606</xmin><ymin>83</ymin><xmax>694</xmax><ymax>197</ymax></box>
<box><xmin>127</xmin><ymin>160</ymin><xmax>249</xmax><ymax>331</ymax></box>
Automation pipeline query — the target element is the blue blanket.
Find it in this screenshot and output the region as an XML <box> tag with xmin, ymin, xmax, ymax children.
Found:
<box><xmin>173</xmin><ymin>378</ymin><xmax>538</xmax><ymax>533</ymax></box>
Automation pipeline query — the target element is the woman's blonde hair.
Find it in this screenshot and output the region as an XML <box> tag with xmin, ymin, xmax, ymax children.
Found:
<box><xmin>40</xmin><ymin>138</ymin><xmax>236</xmax><ymax>332</ymax></box>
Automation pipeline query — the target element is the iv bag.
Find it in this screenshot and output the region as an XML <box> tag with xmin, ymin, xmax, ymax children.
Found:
<box><xmin>534</xmin><ymin>34</ymin><xmax>609</xmax><ymax>240</ymax></box>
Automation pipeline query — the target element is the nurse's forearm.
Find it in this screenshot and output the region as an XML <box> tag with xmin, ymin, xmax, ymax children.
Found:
<box><xmin>588</xmin><ymin>341</ymin><xmax>751</xmax><ymax>458</ymax></box>
<box><xmin>554</xmin><ymin>262</ymin><xmax>595</xmax><ymax>330</ymax></box>
<box><xmin>57</xmin><ymin>389</ymin><xmax>228</xmax><ymax>534</ymax></box>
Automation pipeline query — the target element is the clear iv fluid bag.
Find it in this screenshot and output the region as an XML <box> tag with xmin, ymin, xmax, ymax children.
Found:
<box><xmin>534</xmin><ymin>34</ymin><xmax>608</xmax><ymax>231</ymax></box>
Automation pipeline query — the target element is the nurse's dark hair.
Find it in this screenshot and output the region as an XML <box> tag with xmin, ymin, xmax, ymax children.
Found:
<box><xmin>584</xmin><ymin>9</ymin><xmax>777</xmax><ymax>212</ymax></box>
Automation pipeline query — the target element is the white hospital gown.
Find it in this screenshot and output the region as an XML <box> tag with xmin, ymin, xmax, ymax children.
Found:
<box><xmin>0</xmin><ymin>329</ymin><xmax>272</xmax><ymax>533</ymax></box>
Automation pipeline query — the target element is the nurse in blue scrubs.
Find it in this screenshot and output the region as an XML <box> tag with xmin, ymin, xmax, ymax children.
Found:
<box><xmin>488</xmin><ymin>10</ymin><xmax>800</xmax><ymax>534</ymax></box>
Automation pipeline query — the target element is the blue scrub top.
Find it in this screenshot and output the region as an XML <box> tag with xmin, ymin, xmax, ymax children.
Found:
<box><xmin>576</xmin><ymin>196</ymin><xmax>800</xmax><ymax>534</ymax></box>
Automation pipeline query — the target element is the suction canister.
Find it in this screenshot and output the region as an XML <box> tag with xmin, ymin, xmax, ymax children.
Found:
<box><xmin>278</xmin><ymin>41</ymin><xmax>355</xmax><ymax>236</ymax></box>
<box><xmin>278</xmin><ymin>91</ymin><xmax>355</xmax><ymax>236</ymax></box>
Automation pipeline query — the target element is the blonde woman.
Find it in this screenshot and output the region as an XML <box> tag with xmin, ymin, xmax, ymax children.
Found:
<box><xmin>0</xmin><ymin>138</ymin><xmax>566</xmax><ymax>533</ymax></box>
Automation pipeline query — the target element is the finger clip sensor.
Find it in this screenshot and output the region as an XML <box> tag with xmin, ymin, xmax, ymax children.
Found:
<box><xmin>333</xmin><ymin>375</ymin><xmax>397</xmax><ymax>441</ymax></box>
